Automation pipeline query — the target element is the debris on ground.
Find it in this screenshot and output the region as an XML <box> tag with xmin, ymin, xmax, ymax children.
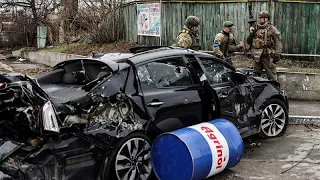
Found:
<box><xmin>16</xmin><ymin>68</ymin><xmax>51</xmax><ymax>76</ymax></box>
<box><xmin>232</xmin><ymin>55</ymin><xmax>320</xmax><ymax>73</ymax></box>
<box><xmin>304</xmin><ymin>124</ymin><xmax>320</xmax><ymax>131</ymax></box>
<box><xmin>17</xmin><ymin>58</ymin><xmax>26</xmax><ymax>62</ymax></box>
<box><xmin>0</xmin><ymin>55</ymin><xmax>51</xmax><ymax>76</ymax></box>
<box><xmin>243</xmin><ymin>138</ymin><xmax>262</xmax><ymax>148</ymax></box>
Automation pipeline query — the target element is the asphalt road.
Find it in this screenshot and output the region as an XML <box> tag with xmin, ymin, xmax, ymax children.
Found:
<box><xmin>209</xmin><ymin>125</ymin><xmax>320</xmax><ymax>180</ymax></box>
<box><xmin>289</xmin><ymin>100</ymin><xmax>320</xmax><ymax>117</ymax></box>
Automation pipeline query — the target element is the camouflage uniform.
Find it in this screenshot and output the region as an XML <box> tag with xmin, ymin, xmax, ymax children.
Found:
<box><xmin>173</xmin><ymin>16</ymin><xmax>200</xmax><ymax>50</ymax></box>
<box><xmin>212</xmin><ymin>21</ymin><xmax>243</xmax><ymax>63</ymax></box>
<box><xmin>247</xmin><ymin>11</ymin><xmax>283</xmax><ymax>81</ymax></box>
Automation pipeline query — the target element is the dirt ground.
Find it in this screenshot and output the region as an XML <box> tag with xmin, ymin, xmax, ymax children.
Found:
<box><xmin>0</xmin><ymin>55</ymin><xmax>50</xmax><ymax>76</ymax></box>
<box><xmin>42</xmin><ymin>41</ymin><xmax>136</xmax><ymax>56</ymax></box>
<box><xmin>2</xmin><ymin>42</ymin><xmax>320</xmax><ymax>74</ymax></box>
<box><xmin>42</xmin><ymin>42</ymin><xmax>320</xmax><ymax>73</ymax></box>
<box><xmin>232</xmin><ymin>55</ymin><xmax>320</xmax><ymax>73</ymax></box>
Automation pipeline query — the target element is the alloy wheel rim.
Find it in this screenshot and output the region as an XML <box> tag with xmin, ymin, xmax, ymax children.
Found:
<box><xmin>115</xmin><ymin>137</ymin><xmax>152</xmax><ymax>180</ymax></box>
<box><xmin>261</xmin><ymin>103</ymin><xmax>286</xmax><ymax>137</ymax></box>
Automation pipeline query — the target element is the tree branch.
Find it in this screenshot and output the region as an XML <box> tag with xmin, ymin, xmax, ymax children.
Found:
<box><xmin>0</xmin><ymin>2</ymin><xmax>32</xmax><ymax>8</ymax></box>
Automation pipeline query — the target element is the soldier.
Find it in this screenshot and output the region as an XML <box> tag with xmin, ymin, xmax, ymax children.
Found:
<box><xmin>247</xmin><ymin>11</ymin><xmax>283</xmax><ymax>81</ymax></box>
<box><xmin>173</xmin><ymin>16</ymin><xmax>201</xmax><ymax>50</ymax></box>
<box><xmin>212</xmin><ymin>21</ymin><xmax>244</xmax><ymax>65</ymax></box>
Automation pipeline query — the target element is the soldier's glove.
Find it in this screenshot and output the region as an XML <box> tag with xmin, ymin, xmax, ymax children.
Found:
<box><xmin>273</xmin><ymin>54</ymin><xmax>281</xmax><ymax>64</ymax></box>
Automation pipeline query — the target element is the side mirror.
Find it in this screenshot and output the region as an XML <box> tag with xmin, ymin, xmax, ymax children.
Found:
<box><xmin>231</xmin><ymin>71</ymin><xmax>247</xmax><ymax>83</ymax></box>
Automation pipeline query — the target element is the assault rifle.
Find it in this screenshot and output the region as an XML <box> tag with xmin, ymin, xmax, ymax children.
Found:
<box><xmin>247</xmin><ymin>2</ymin><xmax>256</xmax><ymax>52</ymax></box>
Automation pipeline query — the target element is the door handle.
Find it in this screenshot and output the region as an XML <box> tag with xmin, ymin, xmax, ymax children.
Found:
<box><xmin>147</xmin><ymin>101</ymin><xmax>164</xmax><ymax>107</ymax></box>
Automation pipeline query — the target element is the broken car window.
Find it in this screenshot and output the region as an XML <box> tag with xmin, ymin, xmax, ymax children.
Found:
<box><xmin>200</xmin><ymin>58</ymin><xmax>233</xmax><ymax>84</ymax></box>
<box><xmin>137</xmin><ymin>65</ymin><xmax>154</xmax><ymax>86</ymax></box>
<box><xmin>137</xmin><ymin>58</ymin><xmax>193</xmax><ymax>87</ymax></box>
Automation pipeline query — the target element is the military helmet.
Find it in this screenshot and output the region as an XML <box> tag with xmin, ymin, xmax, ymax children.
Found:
<box><xmin>185</xmin><ymin>16</ymin><xmax>200</xmax><ymax>27</ymax></box>
<box><xmin>259</xmin><ymin>11</ymin><xmax>270</xmax><ymax>19</ymax></box>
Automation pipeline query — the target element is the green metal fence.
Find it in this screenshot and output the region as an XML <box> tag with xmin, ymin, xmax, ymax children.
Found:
<box><xmin>120</xmin><ymin>0</ymin><xmax>320</xmax><ymax>54</ymax></box>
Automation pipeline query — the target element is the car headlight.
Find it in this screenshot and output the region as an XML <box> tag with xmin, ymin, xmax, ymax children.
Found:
<box><xmin>42</xmin><ymin>101</ymin><xmax>60</xmax><ymax>133</ymax></box>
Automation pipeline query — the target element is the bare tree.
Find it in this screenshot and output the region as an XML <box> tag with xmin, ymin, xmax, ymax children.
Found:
<box><xmin>0</xmin><ymin>0</ymin><xmax>58</xmax><ymax>46</ymax></box>
<box><xmin>74</xmin><ymin>0</ymin><xmax>127</xmax><ymax>43</ymax></box>
<box><xmin>0</xmin><ymin>0</ymin><xmax>129</xmax><ymax>45</ymax></box>
<box><xmin>0</xmin><ymin>0</ymin><xmax>57</xmax><ymax>25</ymax></box>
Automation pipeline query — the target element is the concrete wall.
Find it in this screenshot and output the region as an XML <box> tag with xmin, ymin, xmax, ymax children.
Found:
<box><xmin>13</xmin><ymin>49</ymin><xmax>87</xmax><ymax>67</ymax></box>
<box><xmin>23</xmin><ymin>51</ymin><xmax>87</xmax><ymax>67</ymax></box>
<box><xmin>12</xmin><ymin>50</ymin><xmax>320</xmax><ymax>101</ymax></box>
<box><xmin>277</xmin><ymin>72</ymin><xmax>320</xmax><ymax>101</ymax></box>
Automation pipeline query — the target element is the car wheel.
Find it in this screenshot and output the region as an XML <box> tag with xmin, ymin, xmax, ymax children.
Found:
<box><xmin>102</xmin><ymin>132</ymin><xmax>153</xmax><ymax>180</ymax></box>
<box><xmin>258</xmin><ymin>99</ymin><xmax>288</xmax><ymax>138</ymax></box>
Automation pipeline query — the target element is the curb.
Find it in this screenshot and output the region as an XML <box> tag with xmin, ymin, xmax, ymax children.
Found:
<box><xmin>289</xmin><ymin>115</ymin><xmax>320</xmax><ymax>125</ymax></box>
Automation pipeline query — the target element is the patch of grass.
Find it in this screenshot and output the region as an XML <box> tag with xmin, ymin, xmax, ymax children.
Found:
<box><xmin>41</xmin><ymin>43</ymin><xmax>82</xmax><ymax>53</ymax></box>
<box><xmin>40</xmin><ymin>41</ymin><xmax>136</xmax><ymax>56</ymax></box>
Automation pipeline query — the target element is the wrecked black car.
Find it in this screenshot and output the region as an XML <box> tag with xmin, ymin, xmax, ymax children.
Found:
<box><xmin>0</xmin><ymin>47</ymin><xmax>289</xmax><ymax>180</ymax></box>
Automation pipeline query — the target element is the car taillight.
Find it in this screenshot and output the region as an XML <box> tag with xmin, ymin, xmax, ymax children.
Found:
<box><xmin>0</xmin><ymin>83</ymin><xmax>5</xmax><ymax>89</ymax></box>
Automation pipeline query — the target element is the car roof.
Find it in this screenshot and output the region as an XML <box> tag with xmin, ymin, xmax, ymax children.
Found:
<box><xmin>93</xmin><ymin>53</ymin><xmax>134</xmax><ymax>63</ymax></box>
<box><xmin>94</xmin><ymin>47</ymin><xmax>215</xmax><ymax>64</ymax></box>
<box><xmin>54</xmin><ymin>47</ymin><xmax>217</xmax><ymax>71</ymax></box>
<box><xmin>53</xmin><ymin>53</ymin><xmax>133</xmax><ymax>71</ymax></box>
<box><xmin>127</xmin><ymin>47</ymin><xmax>214</xmax><ymax>64</ymax></box>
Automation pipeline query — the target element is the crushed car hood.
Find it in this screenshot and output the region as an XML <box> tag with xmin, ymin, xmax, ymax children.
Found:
<box><xmin>250</xmin><ymin>76</ymin><xmax>280</xmax><ymax>88</ymax></box>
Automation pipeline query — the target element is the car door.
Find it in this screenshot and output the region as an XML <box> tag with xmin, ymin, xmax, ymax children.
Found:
<box><xmin>136</xmin><ymin>56</ymin><xmax>206</xmax><ymax>133</ymax></box>
<box><xmin>195</xmin><ymin>57</ymin><xmax>235</xmax><ymax>122</ymax></box>
<box><xmin>195</xmin><ymin>56</ymin><xmax>254</xmax><ymax>128</ymax></box>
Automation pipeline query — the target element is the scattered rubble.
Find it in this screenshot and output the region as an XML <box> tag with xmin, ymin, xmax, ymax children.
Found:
<box><xmin>0</xmin><ymin>54</ymin><xmax>50</xmax><ymax>76</ymax></box>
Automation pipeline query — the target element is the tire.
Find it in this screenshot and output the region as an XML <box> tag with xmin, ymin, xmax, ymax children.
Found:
<box><xmin>258</xmin><ymin>99</ymin><xmax>288</xmax><ymax>138</ymax></box>
<box><xmin>101</xmin><ymin>131</ymin><xmax>154</xmax><ymax>180</ymax></box>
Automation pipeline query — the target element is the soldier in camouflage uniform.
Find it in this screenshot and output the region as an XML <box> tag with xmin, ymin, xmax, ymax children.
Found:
<box><xmin>212</xmin><ymin>21</ymin><xmax>244</xmax><ymax>65</ymax></box>
<box><xmin>247</xmin><ymin>11</ymin><xmax>283</xmax><ymax>81</ymax></box>
<box><xmin>173</xmin><ymin>16</ymin><xmax>201</xmax><ymax>50</ymax></box>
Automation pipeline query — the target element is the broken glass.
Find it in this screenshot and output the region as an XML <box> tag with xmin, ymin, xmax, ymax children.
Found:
<box><xmin>138</xmin><ymin>58</ymin><xmax>193</xmax><ymax>87</ymax></box>
<box><xmin>201</xmin><ymin>58</ymin><xmax>233</xmax><ymax>84</ymax></box>
<box><xmin>0</xmin><ymin>141</ymin><xmax>22</xmax><ymax>163</ymax></box>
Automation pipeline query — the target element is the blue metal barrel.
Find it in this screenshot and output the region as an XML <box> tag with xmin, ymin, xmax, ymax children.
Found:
<box><xmin>151</xmin><ymin>119</ymin><xmax>243</xmax><ymax>180</ymax></box>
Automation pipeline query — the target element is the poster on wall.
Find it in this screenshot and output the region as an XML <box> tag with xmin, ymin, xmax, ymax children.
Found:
<box><xmin>137</xmin><ymin>3</ymin><xmax>161</xmax><ymax>37</ymax></box>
